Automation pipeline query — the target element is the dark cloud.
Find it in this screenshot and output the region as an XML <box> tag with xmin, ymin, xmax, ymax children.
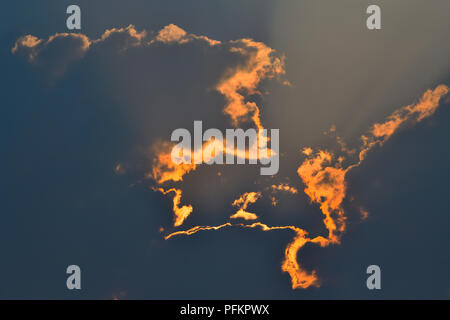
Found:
<box><xmin>4</xmin><ymin>1</ymin><xmax>450</xmax><ymax>298</ymax></box>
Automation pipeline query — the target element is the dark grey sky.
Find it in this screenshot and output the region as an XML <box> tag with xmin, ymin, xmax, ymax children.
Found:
<box><xmin>1</xmin><ymin>1</ymin><xmax>450</xmax><ymax>299</ymax></box>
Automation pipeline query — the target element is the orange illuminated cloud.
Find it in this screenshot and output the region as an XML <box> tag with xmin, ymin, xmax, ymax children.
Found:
<box><xmin>302</xmin><ymin>147</ymin><xmax>313</xmax><ymax>156</ymax></box>
<box><xmin>155</xmin><ymin>24</ymin><xmax>188</xmax><ymax>44</ymax></box>
<box><xmin>165</xmin><ymin>220</ymin><xmax>322</xmax><ymax>288</ymax></box>
<box><xmin>270</xmin><ymin>183</ymin><xmax>298</xmax><ymax>206</ymax></box>
<box><xmin>152</xmin><ymin>24</ymin><xmax>220</xmax><ymax>46</ymax></box>
<box><xmin>281</xmin><ymin>232</ymin><xmax>320</xmax><ymax>289</ymax></box>
<box><xmin>164</xmin><ymin>84</ymin><xmax>449</xmax><ymax>289</ymax></box>
<box><xmin>93</xmin><ymin>25</ymin><xmax>147</xmax><ymax>51</ymax></box>
<box><xmin>298</xmin><ymin>150</ymin><xmax>347</xmax><ymax>242</ymax></box>
<box><xmin>11</xmin><ymin>24</ymin><xmax>220</xmax><ymax>76</ymax></box>
<box><xmin>150</xmin><ymin>141</ymin><xmax>197</xmax><ymax>184</ymax></box>
<box><xmin>155</xmin><ymin>187</ymin><xmax>193</xmax><ymax>227</ymax></box>
<box><xmin>360</xmin><ymin>208</ymin><xmax>369</xmax><ymax>220</ymax></box>
<box><xmin>282</xmin><ymin>84</ymin><xmax>449</xmax><ymax>288</ymax></box>
<box><xmin>271</xmin><ymin>183</ymin><xmax>298</xmax><ymax>194</ymax></box>
<box><xmin>229</xmin><ymin>211</ymin><xmax>258</xmax><ymax>221</ymax></box>
<box><xmin>359</xmin><ymin>84</ymin><xmax>449</xmax><ymax>161</ymax></box>
<box><xmin>230</xmin><ymin>192</ymin><xmax>261</xmax><ymax>220</ymax></box>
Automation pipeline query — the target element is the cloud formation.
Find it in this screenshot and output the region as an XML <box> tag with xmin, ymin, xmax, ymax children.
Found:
<box><xmin>13</xmin><ymin>24</ymin><xmax>449</xmax><ymax>290</ymax></box>
<box><xmin>163</xmin><ymin>84</ymin><xmax>449</xmax><ymax>289</ymax></box>
<box><xmin>12</xmin><ymin>24</ymin><xmax>286</xmax><ymax>230</ymax></box>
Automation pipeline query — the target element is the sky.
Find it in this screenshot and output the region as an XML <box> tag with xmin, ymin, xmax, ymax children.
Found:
<box><xmin>1</xmin><ymin>0</ymin><xmax>450</xmax><ymax>299</ymax></box>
